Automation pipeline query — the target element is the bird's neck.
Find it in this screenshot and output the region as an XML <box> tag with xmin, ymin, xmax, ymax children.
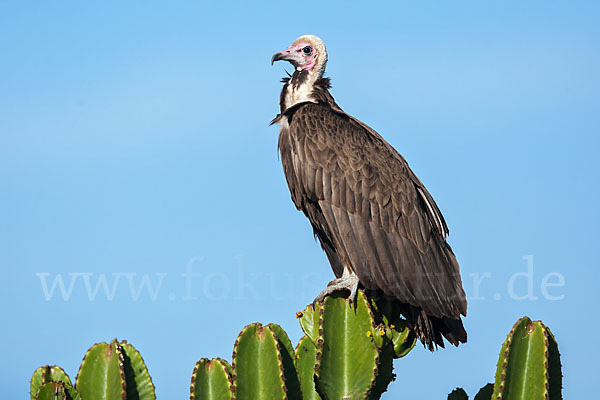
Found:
<box><xmin>281</xmin><ymin>70</ymin><xmax>319</xmax><ymax>111</ymax></box>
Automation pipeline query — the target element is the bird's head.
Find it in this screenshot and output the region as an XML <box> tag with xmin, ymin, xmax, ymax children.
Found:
<box><xmin>271</xmin><ymin>35</ymin><xmax>328</xmax><ymax>78</ymax></box>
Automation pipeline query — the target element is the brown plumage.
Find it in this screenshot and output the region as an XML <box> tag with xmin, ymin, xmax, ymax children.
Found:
<box><xmin>272</xmin><ymin>35</ymin><xmax>467</xmax><ymax>350</ymax></box>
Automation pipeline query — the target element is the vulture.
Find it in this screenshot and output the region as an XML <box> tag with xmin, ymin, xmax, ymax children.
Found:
<box><xmin>271</xmin><ymin>35</ymin><xmax>467</xmax><ymax>350</ymax></box>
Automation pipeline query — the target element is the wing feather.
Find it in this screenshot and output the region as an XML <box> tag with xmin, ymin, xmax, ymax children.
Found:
<box><xmin>281</xmin><ymin>102</ymin><xmax>466</xmax><ymax>319</ymax></box>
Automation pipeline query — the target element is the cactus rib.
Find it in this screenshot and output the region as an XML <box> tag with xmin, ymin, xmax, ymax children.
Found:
<box><xmin>492</xmin><ymin>316</ymin><xmax>562</xmax><ymax>400</ymax></box>
<box><xmin>231</xmin><ymin>323</ymin><xmax>290</xmax><ymax>400</ymax></box>
<box><xmin>190</xmin><ymin>358</ymin><xmax>234</xmax><ymax>400</ymax></box>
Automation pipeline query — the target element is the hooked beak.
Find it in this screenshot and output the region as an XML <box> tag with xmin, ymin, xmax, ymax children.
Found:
<box><xmin>271</xmin><ymin>47</ymin><xmax>304</xmax><ymax>67</ymax></box>
<box><xmin>271</xmin><ymin>51</ymin><xmax>286</xmax><ymax>65</ymax></box>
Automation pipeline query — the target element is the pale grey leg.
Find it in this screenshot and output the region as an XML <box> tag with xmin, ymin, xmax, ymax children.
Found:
<box><xmin>314</xmin><ymin>268</ymin><xmax>360</xmax><ymax>303</ymax></box>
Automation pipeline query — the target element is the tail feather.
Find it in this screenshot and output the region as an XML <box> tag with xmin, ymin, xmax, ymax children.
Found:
<box><xmin>401</xmin><ymin>302</ymin><xmax>467</xmax><ymax>351</ymax></box>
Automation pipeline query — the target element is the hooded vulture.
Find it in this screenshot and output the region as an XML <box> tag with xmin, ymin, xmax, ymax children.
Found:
<box><xmin>271</xmin><ymin>35</ymin><xmax>467</xmax><ymax>350</ymax></box>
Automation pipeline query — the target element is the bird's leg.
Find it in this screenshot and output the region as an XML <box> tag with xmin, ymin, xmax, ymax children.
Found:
<box><xmin>314</xmin><ymin>268</ymin><xmax>360</xmax><ymax>304</ymax></box>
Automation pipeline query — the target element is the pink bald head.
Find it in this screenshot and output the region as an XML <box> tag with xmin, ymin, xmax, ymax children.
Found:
<box><xmin>288</xmin><ymin>41</ymin><xmax>318</xmax><ymax>71</ymax></box>
<box><xmin>271</xmin><ymin>35</ymin><xmax>328</xmax><ymax>77</ymax></box>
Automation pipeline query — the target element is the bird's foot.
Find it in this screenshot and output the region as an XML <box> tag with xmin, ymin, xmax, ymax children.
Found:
<box><xmin>313</xmin><ymin>272</ymin><xmax>360</xmax><ymax>304</ymax></box>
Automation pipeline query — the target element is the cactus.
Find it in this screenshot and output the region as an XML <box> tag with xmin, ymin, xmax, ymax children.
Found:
<box><xmin>307</xmin><ymin>290</ymin><xmax>413</xmax><ymax>400</ymax></box>
<box><xmin>75</xmin><ymin>340</ymin><xmax>126</xmax><ymax>399</ymax></box>
<box><xmin>121</xmin><ymin>341</ymin><xmax>156</xmax><ymax>399</ymax></box>
<box><xmin>191</xmin><ymin>324</ymin><xmax>302</xmax><ymax>400</ymax></box>
<box><xmin>29</xmin><ymin>309</ymin><xmax>563</xmax><ymax>400</ymax></box>
<box><xmin>30</xmin><ymin>339</ymin><xmax>155</xmax><ymax>400</ymax></box>
<box><xmin>491</xmin><ymin>317</ymin><xmax>562</xmax><ymax>400</ymax></box>
<box><xmin>297</xmin><ymin>302</ymin><xmax>322</xmax><ymax>344</ymax></box>
<box><xmin>187</xmin><ymin>290</ymin><xmax>414</xmax><ymax>400</ymax></box>
<box><xmin>450</xmin><ymin>317</ymin><xmax>562</xmax><ymax>400</ymax></box>
<box><xmin>33</xmin><ymin>382</ymin><xmax>82</xmax><ymax>400</ymax></box>
<box><xmin>190</xmin><ymin>358</ymin><xmax>233</xmax><ymax>400</ymax></box>
<box><xmin>295</xmin><ymin>290</ymin><xmax>416</xmax><ymax>399</ymax></box>
<box><xmin>368</xmin><ymin>296</ymin><xmax>417</xmax><ymax>358</ymax></box>
<box><xmin>266</xmin><ymin>323</ymin><xmax>303</xmax><ymax>399</ymax></box>
<box><xmin>31</xmin><ymin>366</ymin><xmax>73</xmax><ymax>400</ymax></box>
<box><xmin>294</xmin><ymin>335</ymin><xmax>321</xmax><ymax>400</ymax></box>
<box><xmin>231</xmin><ymin>322</ymin><xmax>302</xmax><ymax>400</ymax></box>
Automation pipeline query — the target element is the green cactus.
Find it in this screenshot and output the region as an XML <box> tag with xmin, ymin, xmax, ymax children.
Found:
<box><xmin>120</xmin><ymin>341</ymin><xmax>156</xmax><ymax>400</ymax></box>
<box><xmin>31</xmin><ymin>366</ymin><xmax>73</xmax><ymax>400</ymax></box>
<box><xmin>446</xmin><ymin>317</ymin><xmax>562</xmax><ymax>400</ymax></box>
<box><xmin>297</xmin><ymin>303</ymin><xmax>322</xmax><ymax>344</ymax></box>
<box><xmin>191</xmin><ymin>324</ymin><xmax>303</xmax><ymax>400</ymax></box>
<box><xmin>189</xmin><ymin>291</ymin><xmax>412</xmax><ymax>400</ymax></box>
<box><xmin>491</xmin><ymin>316</ymin><xmax>562</xmax><ymax>400</ymax></box>
<box><xmin>33</xmin><ymin>382</ymin><xmax>82</xmax><ymax>400</ymax></box>
<box><xmin>313</xmin><ymin>291</ymin><xmax>389</xmax><ymax>400</ymax></box>
<box><xmin>190</xmin><ymin>358</ymin><xmax>234</xmax><ymax>400</ymax></box>
<box><xmin>75</xmin><ymin>340</ymin><xmax>127</xmax><ymax>399</ymax></box>
<box><xmin>28</xmin><ymin>308</ymin><xmax>564</xmax><ymax>400</ymax></box>
<box><xmin>31</xmin><ymin>339</ymin><xmax>155</xmax><ymax>400</ymax></box>
<box><xmin>266</xmin><ymin>323</ymin><xmax>303</xmax><ymax>399</ymax></box>
<box><xmin>292</xmin><ymin>290</ymin><xmax>417</xmax><ymax>400</ymax></box>
<box><xmin>294</xmin><ymin>335</ymin><xmax>321</xmax><ymax>400</ymax></box>
<box><xmin>369</xmin><ymin>296</ymin><xmax>417</xmax><ymax>358</ymax></box>
<box><xmin>231</xmin><ymin>322</ymin><xmax>302</xmax><ymax>400</ymax></box>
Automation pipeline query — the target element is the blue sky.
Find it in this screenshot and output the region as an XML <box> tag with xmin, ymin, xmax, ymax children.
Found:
<box><xmin>1</xmin><ymin>1</ymin><xmax>598</xmax><ymax>398</ymax></box>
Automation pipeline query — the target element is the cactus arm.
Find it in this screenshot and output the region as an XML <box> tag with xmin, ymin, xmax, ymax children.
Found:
<box><xmin>298</xmin><ymin>303</ymin><xmax>322</xmax><ymax>344</ymax></box>
<box><xmin>368</xmin><ymin>327</ymin><xmax>394</xmax><ymax>400</ymax></box>
<box><xmin>231</xmin><ymin>323</ymin><xmax>288</xmax><ymax>400</ymax></box>
<box><xmin>368</xmin><ymin>296</ymin><xmax>416</xmax><ymax>358</ymax></box>
<box><xmin>190</xmin><ymin>358</ymin><xmax>233</xmax><ymax>400</ymax></box>
<box><xmin>120</xmin><ymin>341</ymin><xmax>156</xmax><ymax>400</ymax></box>
<box><xmin>34</xmin><ymin>382</ymin><xmax>67</xmax><ymax>400</ymax></box>
<box><xmin>75</xmin><ymin>339</ymin><xmax>127</xmax><ymax>400</ymax></box>
<box><xmin>388</xmin><ymin>319</ymin><xmax>417</xmax><ymax>358</ymax></box>
<box><xmin>545</xmin><ymin>326</ymin><xmax>562</xmax><ymax>399</ymax></box>
<box><xmin>315</xmin><ymin>291</ymin><xmax>380</xmax><ymax>400</ymax></box>
<box><xmin>294</xmin><ymin>335</ymin><xmax>321</xmax><ymax>400</ymax></box>
<box><xmin>267</xmin><ymin>323</ymin><xmax>295</xmax><ymax>358</ymax></box>
<box><xmin>492</xmin><ymin>316</ymin><xmax>562</xmax><ymax>400</ymax></box>
<box><xmin>267</xmin><ymin>323</ymin><xmax>302</xmax><ymax>400</ymax></box>
<box><xmin>34</xmin><ymin>382</ymin><xmax>81</xmax><ymax>400</ymax></box>
<box><xmin>30</xmin><ymin>366</ymin><xmax>72</xmax><ymax>400</ymax></box>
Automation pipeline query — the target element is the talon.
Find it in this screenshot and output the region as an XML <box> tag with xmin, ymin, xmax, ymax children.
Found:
<box><xmin>326</xmin><ymin>277</ymin><xmax>342</xmax><ymax>287</ymax></box>
<box><xmin>313</xmin><ymin>269</ymin><xmax>360</xmax><ymax>304</ymax></box>
<box><xmin>349</xmin><ymin>278</ymin><xmax>359</xmax><ymax>303</ymax></box>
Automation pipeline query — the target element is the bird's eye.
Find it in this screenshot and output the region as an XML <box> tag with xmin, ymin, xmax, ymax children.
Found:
<box><xmin>302</xmin><ymin>46</ymin><xmax>312</xmax><ymax>56</ymax></box>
